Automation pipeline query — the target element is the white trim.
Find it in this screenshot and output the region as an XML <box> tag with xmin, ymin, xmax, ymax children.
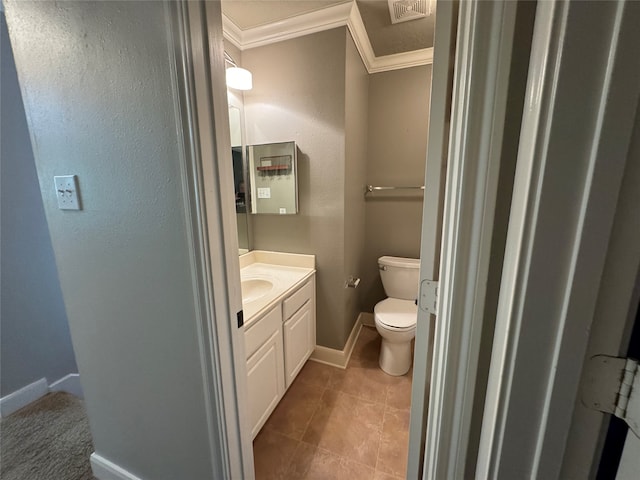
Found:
<box><xmin>420</xmin><ymin>1</ymin><xmax>519</xmax><ymax>478</ymax></box>
<box><xmin>49</xmin><ymin>373</ymin><xmax>83</xmax><ymax>398</ymax></box>
<box><xmin>221</xmin><ymin>2</ymin><xmax>433</xmax><ymax>73</ymax></box>
<box><xmin>0</xmin><ymin>378</ymin><xmax>48</xmax><ymax>418</ymax></box>
<box><xmin>309</xmin><ymin>317</ymin><xmax>363</xmax><ymax>369</ymax></box>
<box><xmin>173</xmin><ymin>2</ymin><xmax>252</xmax><ymax>477</ymax></box>
<box><xmin>344</xmin><ymin>1</ymin><xmax>374</xmax><ymax>72</ymax></box>
<box><xmin>368</xmin><ymin>48</ymin><xmax>434</xmax><ymax>73</ymax></box>
<box><xmin>202</xmin><ymin>2</ymin><xmax>255</xmax><ymax>474</ymax></box>
<box><xmin>359</xmin><ymin>311</ymin><xmax>375</xmax><ymax>327</ymax></box>
<box><xmin>228</xmin><ymin>2</ymin><xmax>352</xmax><ymax>52</ymax></box>
<box><xmin>221</xmin><ymin>14</ymin><xmax>243</xmax><ymax>50</ymax></box>
<box><xmin>90</xmin><ymin>453</ymin><xmax>143</xmax><ymax>480</ymax></box>
<box><xmin>406</xmin><ymin>1</ymin><xmax>456</xmax><ymax>476</ymax></box>
<box><xmin>477</xmin><ymin>1</ymin><xmax>640</xmax><ymax>478</ymax></box>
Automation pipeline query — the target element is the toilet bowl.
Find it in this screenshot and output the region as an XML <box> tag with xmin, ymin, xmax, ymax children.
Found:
<box><xmin>374</xmin><ymin>256</ymin><xmax>420</xmax><ymax>376</ymax></box>
<box><xmin>374</xmin><ymin>298</ymin><xmax>417</xmax><ymax>375</ymax></box>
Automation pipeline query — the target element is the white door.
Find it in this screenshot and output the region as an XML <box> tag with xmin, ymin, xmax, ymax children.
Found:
<box><xmin>476</xmin><ymin>1</ymin><xmax>640</xmax><ymax>478</ymax></box>
<box><xmin>406</xmin><ymin>0</ymin><xmax>456</xmax><ymax>476</ymax></box>
<box><xmin>409</xmin><ymin>0</ymin><xmax>528</xmax><ymax>477</ymax></box>
<box><xmin>617</xmin><ymin>432</ymin><xmax>640</xmax><ymax>480</ymax></box>
<box><xmin>615</xmin><ymin>315</ymin><xmax>640</xmax><ymax>480</ymax></box>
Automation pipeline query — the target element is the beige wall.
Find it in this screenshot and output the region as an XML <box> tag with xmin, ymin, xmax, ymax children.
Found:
<box><xmin>361</xmin><ymin>65</ymin><xmax>432</xmax><ymax>312</ymax></box>
<box><xmin>242</xmin><ymin>31</ymin><xmax>432</xmax><ymax>347</ymax></box>
<box><xmin>242</xmin><ymin>28</ymin><xmax>348</xmax><ymax>349</ymax></box>
<box><xmin>343</xmin><ymin>31</ymin><xmax>369</xmax><ymax>339</ymax></box>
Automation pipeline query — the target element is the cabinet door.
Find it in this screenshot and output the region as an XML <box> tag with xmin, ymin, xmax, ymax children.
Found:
<box><xmin>246</xmin><ymin>328</ymin><xmax>284</xmax><ymax>439</ymax></box>
<box><xmin>283</xmin><ymin>301</ymin><xmax>314</xmax><ymax>389</ymax></box>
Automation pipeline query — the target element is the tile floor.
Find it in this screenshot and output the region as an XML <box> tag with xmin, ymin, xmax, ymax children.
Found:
<box><xmin>253</xmin><ymin>326</ymin><xmax>413</xmax><ymax>480</ymax></box>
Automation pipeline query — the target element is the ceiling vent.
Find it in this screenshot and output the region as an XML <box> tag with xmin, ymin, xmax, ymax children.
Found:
<box><xmin>387</xmin><ymin>0</ymin><xmax>430</xmax><ymax>24</ymax></box>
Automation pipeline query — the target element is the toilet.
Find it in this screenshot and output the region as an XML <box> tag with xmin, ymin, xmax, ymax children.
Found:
<box><xmin>374</xmin><ymin>256</ymin><xmax>420</xmax><ymax>376</ymax></box>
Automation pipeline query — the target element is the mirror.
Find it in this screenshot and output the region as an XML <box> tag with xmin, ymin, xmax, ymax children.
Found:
<box><xmin>229</xmin><ymin>105</ymin><xmax>250</xmax><ymax>254</ymax></box>
<box><xmin>248</xmin><ymin>141</ymin><xmax>298</xmax><ymax>215</ymax></box>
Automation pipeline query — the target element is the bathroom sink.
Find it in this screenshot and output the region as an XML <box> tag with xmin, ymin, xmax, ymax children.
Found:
<box><xmin>241</xmin><ymin>278</ymin><xmax>274</xmax><ymax>303</ymax></box>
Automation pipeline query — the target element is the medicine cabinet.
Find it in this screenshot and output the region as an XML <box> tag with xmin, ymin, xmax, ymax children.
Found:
<box><xmin>247</xmin><ymin>141</ymin><xmax>298</xmax><ymax>215</ymax></box>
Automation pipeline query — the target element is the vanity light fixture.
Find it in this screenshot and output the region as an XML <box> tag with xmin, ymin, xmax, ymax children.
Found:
<box><xmin>224</xmin><ymin>51</ymin><xmax>252</xmax><ymax>91</ymax></box>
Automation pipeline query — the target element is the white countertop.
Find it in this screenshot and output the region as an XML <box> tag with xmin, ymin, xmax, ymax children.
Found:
<box><xmin>240</xmin><ymin>251</ymin><xmax>315</xmax><ymax>327</ymax></box>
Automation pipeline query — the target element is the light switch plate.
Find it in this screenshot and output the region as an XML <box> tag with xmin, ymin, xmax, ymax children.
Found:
<box><xmin>257</xmin><ymin>187</ymin><xmax>271</xmax><ymax>199</ymax></box>
<box><xmin>54</xmin><ymin>175</ymin><xmax>81</xmax><ymax>210</ymax></box>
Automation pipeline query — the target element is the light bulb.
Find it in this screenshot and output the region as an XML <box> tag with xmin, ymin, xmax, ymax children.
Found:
<box><xmin>226</xmin><ymin>67</ymin><xmax>253</xmax><ymax>91</ymax></box>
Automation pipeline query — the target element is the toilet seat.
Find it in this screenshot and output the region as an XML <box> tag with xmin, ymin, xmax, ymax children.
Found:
<box><xmin>374</xmin><ymin>298</ymin><xmax>417</xmax><ymax>331</ymax></box>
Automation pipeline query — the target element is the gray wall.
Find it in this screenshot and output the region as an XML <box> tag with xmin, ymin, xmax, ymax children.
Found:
<box><xmin>343</xmin><ymin>32</ymin><xmax>369</xmax><ymax>339</ymax></box>
<box><xmin>361</xmin><ymin>65</ymin><xmax>432</xmax><ymax>312</ymax></box>
<box><xmin>243</xmin><ymin>31</ymin><xmax>432</xmax><ymax>347</ymax></box>
<box><xmin>5</xmin><ymin>1</ymin><xmax>223</xmax><ymax>478</ymax></box>
<box><xmin>242</xmin><ymin>28</ymin><xmax>349</xmax><ymax>349</ymax></box>
<box><xmin>0</xmin><ymin>14</ymin><xmax>78</xmax><ymax>397</ymax></box>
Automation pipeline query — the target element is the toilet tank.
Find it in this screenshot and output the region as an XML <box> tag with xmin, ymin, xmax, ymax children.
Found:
<box><xmin>378</xmin><ymin>256</ymin><xmax>420</xmax><ymax>300</ymax></box>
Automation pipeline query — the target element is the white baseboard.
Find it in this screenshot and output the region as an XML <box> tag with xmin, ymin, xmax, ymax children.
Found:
<box><xmin>49</xmin><ymin>373</ymin><xmax>84</xmax><ymax>398</ymax></box>
<box><xmin>91</xmin><ymin>453</ymin><xmax>143</xmax><ymax>480</ymax></box>
<box><xmin>0</xmin><ymin>378</ymin><xmax>49</xmax><ymax>418</ymax></box>
<box><xmin>0</xmin><ymin>373</ymin><xmax>84</xmax><ymax>418</ymax></box>
<box><xmin>360</xmin><ymin>311</ymin><xmax>375</xmax><ymax>327</ymax></box>
<box><xmin>310</xmin><ymin>316</ymin><xmax>363</xmax><ymax>369</ymax></box>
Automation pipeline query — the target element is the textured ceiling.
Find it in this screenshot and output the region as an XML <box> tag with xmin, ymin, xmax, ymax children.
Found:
<box><xmin>357</xmin><ymin>0</ymin><xmax>435</xmax><ymax>56</ymax></box>
<box><xmin>222</xmin><ymin>0</ymin><xmax>351</xmax><ymax>30</ymax></box>
<box><xmin>221</xmin><ymin>0</ymin><xmax>435</xmax><ymax>56</ymax></box>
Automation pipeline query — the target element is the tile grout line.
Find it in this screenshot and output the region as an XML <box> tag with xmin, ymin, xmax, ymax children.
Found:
<box><xmin>297</xmin><ymin>376</ymin><xmax>329</xmax><ymax>444</ymax></box>
<box><xmin>287</xmin><ymin>330</ymin><xmax>399</xmax><ymax>475</ymax></box>
<box><xmin>280</xmin><ymin>371</ymin><xmax>335</xmax><ymax>477</ymax></box>
<box><xmin>282</xmin><ymin>439</ymin><xmax>303</xmax><ymax>477</ymax></box>
<box><xmin>375</xmin><ymin>404</ymin><xmax>387</xmax><ymax>474</ymax></box>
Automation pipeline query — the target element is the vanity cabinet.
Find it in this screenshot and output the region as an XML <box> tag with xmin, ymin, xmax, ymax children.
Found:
<box><xmin>244</xmin><ymin>274</ymin><xmax>315</xmax><ymax>439</ymax></box>
<box><xmin>245</xmin><ymin>306</ymin><xmax>284</xmax><ymax>439</ymax></box>
<box><xmin>283</xmin><ymin>278</ymin><xmax>315</xmax><ymax>388</ymax></box>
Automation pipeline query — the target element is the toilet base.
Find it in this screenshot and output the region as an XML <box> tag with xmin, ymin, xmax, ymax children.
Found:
<box><xmin>379</xmin><ymin>338</ymin><xmax>412</xmax><ymax>376</ymax></box>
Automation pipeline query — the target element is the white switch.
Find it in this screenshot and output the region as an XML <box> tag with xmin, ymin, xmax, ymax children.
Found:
<box><xmin>54</xmin><ymin>175</ymin><xmax>81</xmax><ymax>210</ymax></box>
<box><xmin>279</xmin><ymin>208</ymin><xmax>287</xmax><ymax>214</ymax></box>
<box><xmin>257</xmin><ymin>187</ymin><xmax>271</xmax><ymax>199</ymax></box>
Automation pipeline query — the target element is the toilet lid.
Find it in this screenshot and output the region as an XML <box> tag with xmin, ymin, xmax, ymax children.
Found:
<box><xmin>374</xmin><ymin>298</ymin><xmax>417</xmax><ymax>329</ymax></box>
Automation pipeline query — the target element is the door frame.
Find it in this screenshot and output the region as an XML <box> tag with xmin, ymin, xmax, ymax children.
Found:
<box><xmin>189</xmin><ymin>0</ymin><xmax>531</xmax><ymax>477</ymax></box>
<box><xmin>173</xmin><ymin>1</ymin><xmax>254</xmax><ymax>478</ymax></box>
<box><xmin>179</xmin><ymin>0</ymin><xmax>640</xmax><ymax>478</ymax></box>
<box><xmin>477</xmin><ymin>1</ymin><xmax>640</xmax><ymax>478</ymax></box>
<box><xmin>410</xmin><ymin>0</ymin><xmax>524</xmax><ymax>478</ymax></box>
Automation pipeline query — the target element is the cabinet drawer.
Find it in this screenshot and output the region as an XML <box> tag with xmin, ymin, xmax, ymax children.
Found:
<box><xmin>283</xmin><ymin>279</ymin><xmax>313</xmax><ymax>320</ymax></box>
<box><xmin>245</xmin><ymin>306</ymin><xmax>282</xmax><ymax>360</ymax></box>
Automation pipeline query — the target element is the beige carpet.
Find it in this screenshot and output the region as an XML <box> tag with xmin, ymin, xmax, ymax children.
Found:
<box><xmin>0</xmin><ymin>391</ymin><xmax>95</xmax><ymax>480</ymax></box>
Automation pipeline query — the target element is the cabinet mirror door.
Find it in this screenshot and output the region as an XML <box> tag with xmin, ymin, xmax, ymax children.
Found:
<box><xmin>248</xmin><ymin>141</ymin><xmax>298</xmax><ymax>215</ymax></box>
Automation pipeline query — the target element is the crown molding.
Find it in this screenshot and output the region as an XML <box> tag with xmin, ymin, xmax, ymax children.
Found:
<box><xmin>222</xmin><ymin>2</ymin><xmax>433</xmax><ymax>73</ymax></box>
<box><xmin>346</xmin><ymin>1</ymin><xmax>374</xmax><ymax>72</ymax></box>
<box><xmin>225</xmin><ymin>3</ymin><xmax>353</xmax><ymax>51</ymax></box>
<box><xmin>368</xmin><ymin>47</ymin><xmax>434</xmax><ymax>73</ymax></box>
<box><xmin>222</xmin><ymin>15</ymin><xmax>243</xmax><ymax>50</ymax></box>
